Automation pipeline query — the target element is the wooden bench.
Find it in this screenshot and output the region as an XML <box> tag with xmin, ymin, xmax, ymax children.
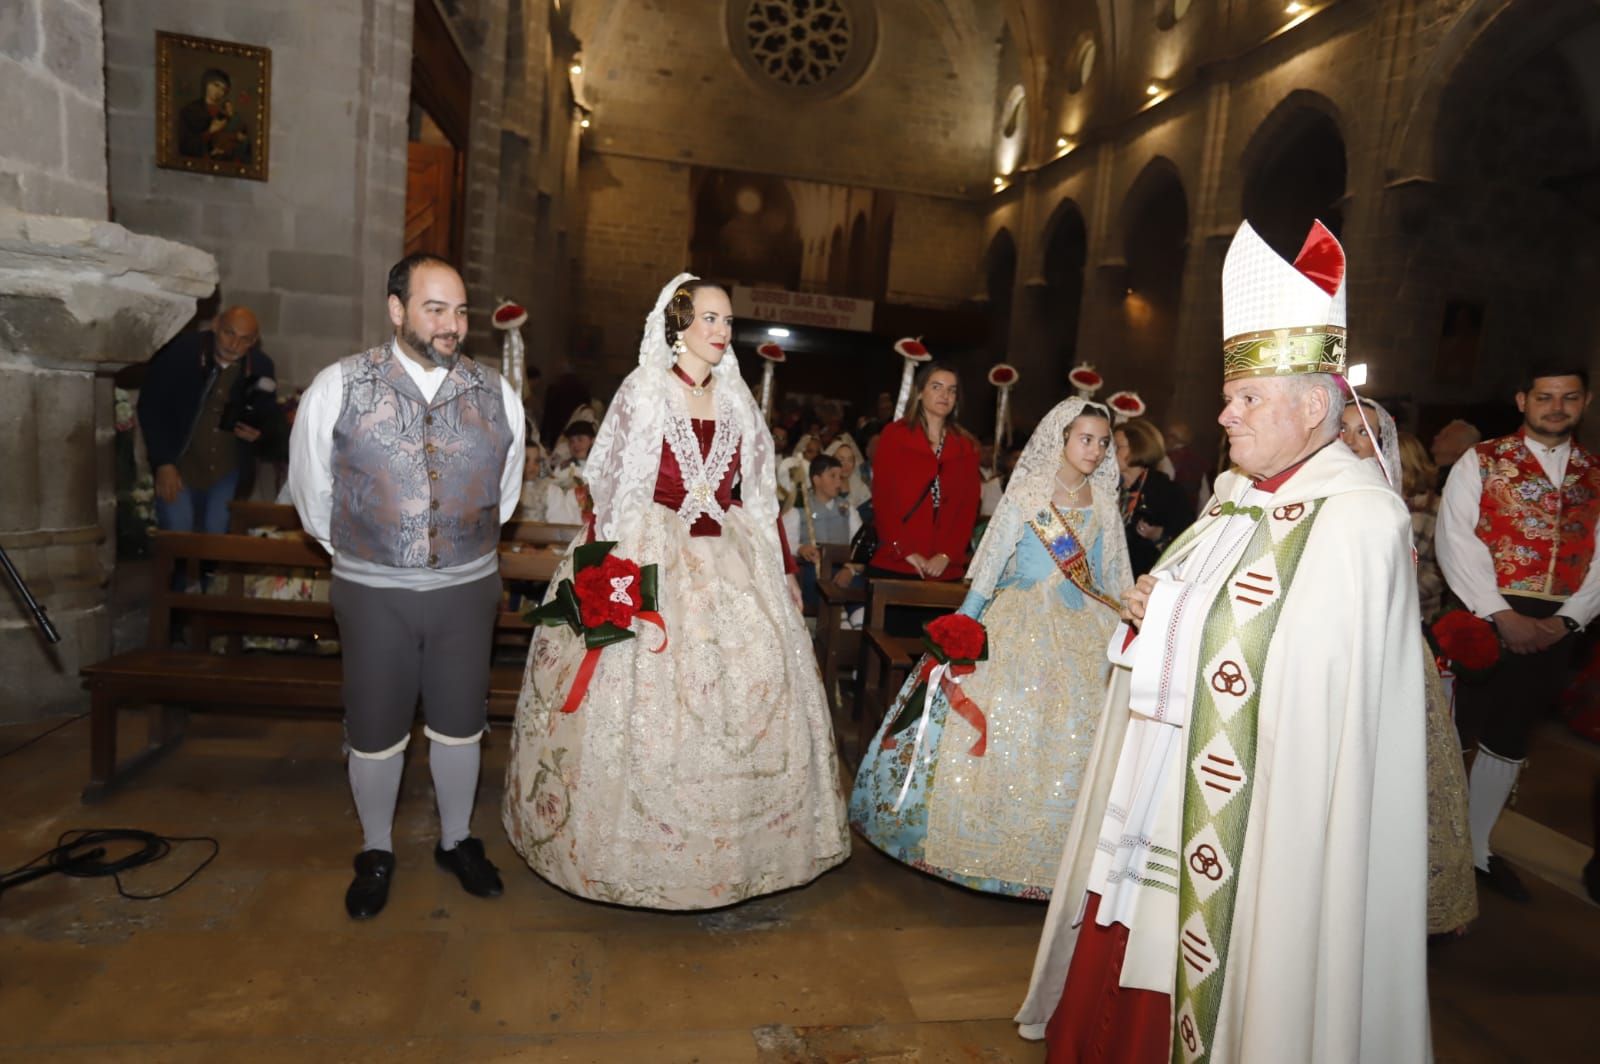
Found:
<box><xmin>850</xmin><ymin>577</ymin><xmax>968</xmax><ymax>764</ymax></box>
<box><xmin>227</xmin><ymin>500</ymin><xmax>582</xmax><ymax>549</ymax></box>
<box><xmin>79</xmin><ymin>529</ymin><xmax>568</xmax><ymax>802</ymax></box>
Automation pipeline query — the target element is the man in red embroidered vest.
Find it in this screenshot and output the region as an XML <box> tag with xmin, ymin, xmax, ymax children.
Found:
<box><xmin>289</xmin><ymin>253</ymin><xmax>525</xmax><ymax>919</ymax></box>
<box><xmin>1437</xmin><ymin>364</ymin><xmax>1600</xmax><ymax>901</ymax></box>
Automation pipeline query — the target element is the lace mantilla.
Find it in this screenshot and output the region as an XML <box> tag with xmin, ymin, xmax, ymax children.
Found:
<box><xmin>968</xmin><ymin>396</ymin><xmax>1132</xmax><ymax>605</ymax></box>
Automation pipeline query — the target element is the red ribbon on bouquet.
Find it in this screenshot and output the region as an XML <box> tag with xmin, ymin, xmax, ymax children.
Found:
<box><xmin>558</xmin><ymin>611</ymin><xmax>667</xmax><ymax>714</ymax></box>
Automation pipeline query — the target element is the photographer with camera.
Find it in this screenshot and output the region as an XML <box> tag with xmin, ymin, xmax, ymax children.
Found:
<box><xmin>137</xmin><ymin>305</ymin><xmax>285</xmax><ymax>534</ymax></box>
<box><xmin>1112</xmin><ymin>417</ymin><xmax>1192</xmax><ymax>577</ymax></box>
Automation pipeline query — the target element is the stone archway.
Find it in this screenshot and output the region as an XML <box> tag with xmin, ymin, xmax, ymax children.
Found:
<box><xmin>1392</xmin><ymin>1</ymin><xmax>1600</xmax><ymax>415</ymax></box>
<box><xmin>1115</xmin><ymin>158</ymin><xmax>1189</xmax><ymax>392</ymax></box>
<box><xmin>984</xmin><ymin>228</ymin><xmax>1019</xmax><ymax>365</ymax></box>
<box><xmin>1040</xmin><ymin>198</ymin><xmax>1088</xmax><ymax>373</ymax></box>
<box><xmin>1240</xmin><ymin>92</ymin><xmax>1348</xmax><ymax>258</ymax></box>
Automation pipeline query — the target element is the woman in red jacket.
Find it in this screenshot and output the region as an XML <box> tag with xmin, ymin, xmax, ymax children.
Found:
<box><xmin>868</xmin><ymin>363</ymin><xmax>982</xmax><ymax>586</ymax></box>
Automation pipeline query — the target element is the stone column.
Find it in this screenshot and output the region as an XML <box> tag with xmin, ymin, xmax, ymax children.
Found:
<box><xmin>0</xmin><ymin>211</ymin><xmax>216</xmax><ymax>722</ymax></box>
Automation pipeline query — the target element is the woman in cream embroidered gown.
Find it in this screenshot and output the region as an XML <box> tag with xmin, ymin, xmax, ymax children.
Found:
<box><xmin>848</xmin><ymin>398</ymin><xmax>1132</xmax><ymax>897</ymax></box>
<box><xmin>503</xmin><ymin>275</ymin><xmax>849</xmax><ymax>910</ymax></box>
<box><xmin>1342</xmin><ymin>397</ymin><xmax>1477</xmax><ymax>933</ymax></box>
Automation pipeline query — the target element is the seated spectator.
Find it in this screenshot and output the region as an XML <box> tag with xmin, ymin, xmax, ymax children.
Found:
<box><xmin>782</xmin><ymin>454</ymin><xmax>863</xmax><ymax>612</ymax></box>
<box><xmin>1113</xmin><ymin>417</ymin><xmax>1193</xmax><ymax>577</ymax></box>
<box><xmin>825</xmin><ymin>436</ymin><xmax>871</xmax><ymax>509</ymax></box>
<box><xmin>542</xmin><ymin>420</ymin><xmax>595</xmax><ymax>525</ymax></box>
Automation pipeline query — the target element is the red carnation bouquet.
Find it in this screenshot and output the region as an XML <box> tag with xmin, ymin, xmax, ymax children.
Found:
<box><xmin>883</xmin><ymin>613</ymin><xmax>990</xmax><ymax>758</ymax></box>
<box><xmin>1430</xmin><ymin>609</ymin><xmax>1500</xmax><ymax>676</ymax></box>
<box><xmin>527</xmin><ymin>541</ymin><xmax>665</xmax><ymax>712</ymax></box>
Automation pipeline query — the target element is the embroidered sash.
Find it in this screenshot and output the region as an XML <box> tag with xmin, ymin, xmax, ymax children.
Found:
<box><xmin>1171</xmin><ymin>498</ymin><xmax>1324</xmax><ymax>1064</ymax></box>
<box><xmin>1027</xmin><ymin>504</ymin><xmax>1120</xmax><ymax>612</ymax></box>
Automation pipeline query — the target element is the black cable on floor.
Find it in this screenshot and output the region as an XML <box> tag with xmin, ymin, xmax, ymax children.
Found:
<box><xmin>0</xmin><ymin>828</ymin><xmax>219</xmax><ymax>902</ymax></box>
<box><xmin>0</xmin><ymin>712</ymin><xmax>88</xmax><ymax>762</ymax></box>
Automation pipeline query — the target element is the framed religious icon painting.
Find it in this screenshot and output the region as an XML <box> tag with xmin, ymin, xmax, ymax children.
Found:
<box><xmin>155</xmin><ymin>31</ymin><xmax>271</xmax><ymax>181</ymax></box>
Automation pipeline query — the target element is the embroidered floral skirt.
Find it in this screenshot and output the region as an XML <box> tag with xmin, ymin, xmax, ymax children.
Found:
<box><xmin>503</xmin><ymin>504</ymin><xmax>849</xmax><ymax>910</ymax></box>
<box><xmin>1425</xmin><ymin>654</ymin><xmax>1477</xmax><ymax>934</ymax></box>
<box><xmin>848</xmin><ymin>573</ymin><xmax>1116</xmax><ymax>897</ymax></box>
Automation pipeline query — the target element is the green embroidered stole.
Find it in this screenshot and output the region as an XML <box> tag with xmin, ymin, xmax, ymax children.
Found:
<box><xmin>1026</xmin><ymin>503</ymin><xmax>1121</xmax><ymax>612</ymax></box>
<box><xmin>1171</xmin><ymin>497</ymin><xmax>1325</xmax><ymax>1064</ymax></box>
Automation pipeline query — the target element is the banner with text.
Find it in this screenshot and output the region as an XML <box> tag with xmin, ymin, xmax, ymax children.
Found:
<box><xmin>732</xmin><ymin>286</ymin><xmax>874</xmax><ymax>333</ymax></box>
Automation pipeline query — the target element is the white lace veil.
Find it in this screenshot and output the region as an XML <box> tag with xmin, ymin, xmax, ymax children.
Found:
<box><xmin>1349</xmin><ymin>397</ymin><xmax>1401</xmax><ymax>495</ymax></box>
<box><xmin>583</xmin><ymin>274</ymin><xmax>780</xmax><ymax>567</ymax></box>
<box><xmin>966</xmin><ymin>397</ymin><xmax>1133</xmax><ymax>603</ymax></box>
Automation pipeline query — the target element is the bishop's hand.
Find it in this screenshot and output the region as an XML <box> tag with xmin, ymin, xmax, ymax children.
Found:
<box><xmin>1121</xmin><ymin>574</ymin><xmax>1158</xmax><ymax>630</ymax></box>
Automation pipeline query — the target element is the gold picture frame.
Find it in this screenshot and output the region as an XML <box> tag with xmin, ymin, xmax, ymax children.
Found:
<box><xmin>155</xmin><ymin>31</ymin><xmax>271</xmax><ymax>181</ymax></box>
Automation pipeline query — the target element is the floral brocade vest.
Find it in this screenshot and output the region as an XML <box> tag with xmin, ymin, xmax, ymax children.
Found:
<box><xmin>1473</xmin><ymin>431</ymin><xmax>1600</xmax><ymax>600</ymax></box>
<box><xmin>330</xmin><ymin>346</ymin><xmax>512</xmax><ymax>569</ymax></box>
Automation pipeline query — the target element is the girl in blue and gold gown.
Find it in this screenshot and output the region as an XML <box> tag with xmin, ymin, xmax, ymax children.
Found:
<box><xmin>849</xmin><ymin>398</ymin><xmax>1132</xmax><ymax>897</ymax></box>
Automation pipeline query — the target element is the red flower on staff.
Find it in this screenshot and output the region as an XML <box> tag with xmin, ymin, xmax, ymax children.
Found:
<box><xmin>574</xmin><ymin>553</ymin><xmax>643</xmax><ymax>629</ymax></box>
<box><xmin>926</xmin><ymin>613</ymin><xmax>986</xmax><ymax>663</ymax></box>
<box><xmin>1432</xmin><ymin>609</ymin><xmax>1500</xmax><ymax>672</ymax></box>
<box><xmin>988</xmin><ymin>364</ymin><xmax>1018</xmax><ymax>386</ymax></box>
<box><xmin>1109</xmin><ymin>391</ymin><xmax>1146</xmax><ymax>415</ymax></box>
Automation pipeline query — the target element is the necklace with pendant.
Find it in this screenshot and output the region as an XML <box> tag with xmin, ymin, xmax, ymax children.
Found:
<box><xmin>671</xmin><ymin>362</ymin><xmax>712</xmax><ymax>397</ymax></box>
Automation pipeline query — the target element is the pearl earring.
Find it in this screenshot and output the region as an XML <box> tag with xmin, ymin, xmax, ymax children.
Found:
<box><xmin>673</xmin><ymin>337</ymin><xmax>687</xmax><ymax>356</ymax></box>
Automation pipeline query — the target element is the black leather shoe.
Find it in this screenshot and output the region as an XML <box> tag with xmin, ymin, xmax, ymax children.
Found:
<box><xmin>1476</xmin><ymin>855</ymin><xmax>1531</xmax><ymax>903</ymax></box>
<box><xmin>434</xmin><ymin>837</ymin><xmax>503</xmax><ymax>898</ymax></box>
<box><xmin>345</xmin><ymin>849</ymin><xmax>395</xmax><ymax>920</ymax></box>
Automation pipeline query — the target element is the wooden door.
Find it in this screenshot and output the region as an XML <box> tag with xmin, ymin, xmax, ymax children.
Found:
<box><xmin>405</xmin><ymin>142</ymin><xmax>458</xmax><ymax>259</ymax></box>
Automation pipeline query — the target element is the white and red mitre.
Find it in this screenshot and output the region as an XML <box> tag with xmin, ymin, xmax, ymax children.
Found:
<box><xmin>1221</xmin><ymin>220</ymin><xmax>1347</xmax><ymax>382</ymax></box>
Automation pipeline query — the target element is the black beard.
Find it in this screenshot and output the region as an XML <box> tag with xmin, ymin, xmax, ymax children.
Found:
<box><xmin>401</xmin><ymin>324</ymin><xmax>460</xmax><ymax>369</ymax></box>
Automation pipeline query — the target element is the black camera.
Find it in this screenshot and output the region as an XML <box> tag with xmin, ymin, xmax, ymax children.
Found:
<box><xmin>220</xmin><ymin>375</ymin><xmax>277</xmax><ymax>433</ymax></box>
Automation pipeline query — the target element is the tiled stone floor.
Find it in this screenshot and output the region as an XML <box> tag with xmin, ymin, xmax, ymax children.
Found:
<box><xmin>1</xmin><ymin>711</ymin><xmax>1596</xmax><ymax>1062</ymax></box>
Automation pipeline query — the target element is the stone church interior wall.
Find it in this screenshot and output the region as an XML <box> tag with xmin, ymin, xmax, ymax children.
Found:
<box><xmin>102</xmin><ymin>0</ymin><xmax>414</xmax><ymax>390</ymax></box>
<box><xmin>0</xmin><ymin>0</ymin><xmax>108</xmax><ymax>219</ymax></box>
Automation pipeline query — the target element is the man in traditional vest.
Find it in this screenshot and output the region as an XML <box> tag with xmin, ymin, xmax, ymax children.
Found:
<box><xmin>1016</xmin><ymin>221</ymin><xmax>1430</xmax><ymax>1063</ymax></box>
<box><xmin>289</xmin><ymin>253</ymin><xmax>525</xmax><ymax>919</ymax></box>
<box><xmin>1436</xmin><ymin>365</ymin><xmax>1598</xmax><ymax>902</ymax></box>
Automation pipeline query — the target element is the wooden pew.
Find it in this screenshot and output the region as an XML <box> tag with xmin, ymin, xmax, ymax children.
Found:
<box><xmin>79</xmin><ymin>530</ymin><xmax>565</xmax><ymax>801</ymax></box>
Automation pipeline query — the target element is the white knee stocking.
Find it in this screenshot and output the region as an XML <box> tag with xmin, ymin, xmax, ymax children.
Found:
<box><xmin>348</xmin><ymin>748</ymin><xmax>405</xmax><ymax>853</ymax></box>
<box><xmin>1468</xmin><ymin>744</ymin><xmax>1525</xmax><ymax>871</ymax></box>
<box><xmin>429</xmin><ymin>736</ymin><xmax>481</xmax><ymax>851</ymax></box>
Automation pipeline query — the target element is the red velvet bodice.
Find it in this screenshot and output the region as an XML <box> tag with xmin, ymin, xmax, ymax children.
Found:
<box><xmin>653</xmin><ymin>418</ymin><xmax>741</xmax><ymax>536</ymax></box>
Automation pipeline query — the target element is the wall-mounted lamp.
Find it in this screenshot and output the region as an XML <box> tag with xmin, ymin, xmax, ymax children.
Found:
<box><xmin>1285</xmin><ymin>2</ymin><xmax>1305</xmax><ymax>14</ymax></box>
<box><xmin>1056</xmin><ymin>136</ymin><xmax>1076</xmax><ymax>153</ymax></box>
<box><xmin>992</xmin><ymin>176</ymin><xmax>1005</xmax><ymax>188</ymax></box>
<box><xmin>570</xmin><ymin>62</ymin><xmax>584</xmax><ymax>76</ymax></box>
<box><xmin>579</xmin><ymin>116</ymin><xmax>591</xmax><ymax>129</ymax></box>
<box><xmin>1346</xmin><ymin>362</ymin><xmax>1368</xmax><ymax>388</ymax></box>
<box><xmin>1145</xmin><ymin>81</ymin><xmax>1165</xmax><ymax>98</ymax></box>
<box><xmin>767</xmin><ymin>327</ymin><xmax>790</xmax><ymax>338</ymax></box>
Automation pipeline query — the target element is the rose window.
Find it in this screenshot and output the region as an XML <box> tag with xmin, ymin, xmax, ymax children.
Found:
<box><xmin>744</xmin><ymin>0</ymin><xmax>854</xmax><ymax>87</ymax></box>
